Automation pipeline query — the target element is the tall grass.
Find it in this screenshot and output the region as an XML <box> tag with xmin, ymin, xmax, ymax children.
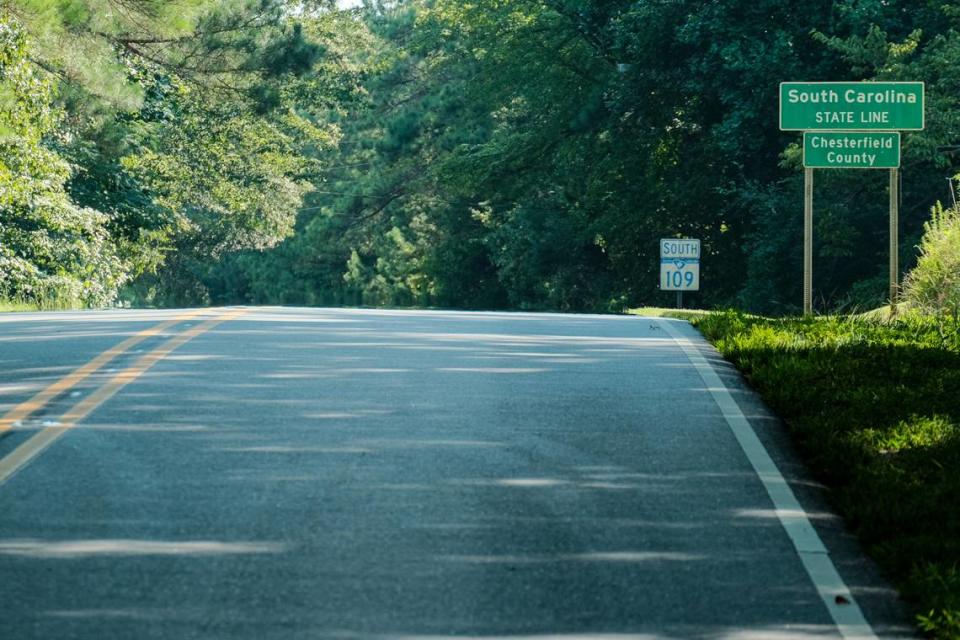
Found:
<box><xmin>0</xmin><ymin>296</ymin><xmax>82</xmax><ymax>312</ymax></box>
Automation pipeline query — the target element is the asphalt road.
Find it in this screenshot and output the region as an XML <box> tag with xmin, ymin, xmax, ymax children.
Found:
<box><xmin>0</xmin><ymin>307</ymin><xmax>915</xmax><ymax>640</ymax></box>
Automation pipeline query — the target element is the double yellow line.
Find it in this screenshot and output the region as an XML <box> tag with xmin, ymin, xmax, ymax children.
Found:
<box><xmin>0</xmin><ymin>308</ymin><xmax>246</xmax><ymax>486</ymax></box>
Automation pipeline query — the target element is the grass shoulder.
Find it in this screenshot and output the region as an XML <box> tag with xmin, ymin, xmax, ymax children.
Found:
<box><xmin>626</xmin><ymin>306</ymin><xmax>713</xmax><ymax>321</ymax></box>
<box><xmin>693</xmin><ymin>310</ymin><xmax>960</xmax><ymax>638</ymax></box>
<box><xmin>0</xmin><ymin>297</ymin><xmax>86</xmax><ymax>313</ymax></box>
<box><xmin>0</xmin><ymin>300</ymin><xmax>42</xmax><ymax>312</ymax></box>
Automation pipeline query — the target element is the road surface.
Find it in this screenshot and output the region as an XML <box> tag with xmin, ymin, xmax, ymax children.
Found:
<box><xmin>0</xmin><ymin>307</ymin><xmax>914</xmax><ymax>639</ymax></box>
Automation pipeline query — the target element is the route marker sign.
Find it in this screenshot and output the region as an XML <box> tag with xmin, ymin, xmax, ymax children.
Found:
<box><xmin>660</xmin><ymin>238</ymin><xmax>700</xmax><ymax>291</ymax></box>
<box><xmin>780</xmin><ymin>82</ymin><xmax>924</xmax><ymax>131</ymax></box>
<box><xmin>803</xmin><ymin>132</ymin><xmax>900</xmax><ymax>169</ymax></box>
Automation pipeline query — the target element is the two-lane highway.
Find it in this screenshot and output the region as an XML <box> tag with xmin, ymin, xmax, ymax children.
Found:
<box><xmin>0</xmin><ymin>307</ymin><xmax>914</xmax><ymax>639</ymax></box>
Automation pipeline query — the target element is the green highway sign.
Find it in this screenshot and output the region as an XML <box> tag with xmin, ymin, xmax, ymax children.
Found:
<box><xmin>803</xmin><ymin>132</ymin><xmax>900</xmax><ymax>169</ymax></box>
<box><xmin>780</xmin><ymin>82</ymin><xmax>924</xmax><ymax>131</ymax></box>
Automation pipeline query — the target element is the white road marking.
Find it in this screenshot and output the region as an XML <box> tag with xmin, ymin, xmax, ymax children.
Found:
<box><xmin>659</xmin><ymin>319</ymin><xmax>878</xmax><ymax>640</ymax></box>
<box><xmin>0</xmin><ymin>539</ymin><xmax>286</xmax><ymax>558</ymax></box>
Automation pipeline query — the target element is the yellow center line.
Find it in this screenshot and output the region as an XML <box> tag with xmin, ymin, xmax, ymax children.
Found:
<box><xmin>0</xmin><ymin>308</ymin><xmax>247</xmax><ymax>487</ymax></box>
<box><xmin>0</xmin><ymin>310</ymin><xmax>206</xmax><ymax>435</ymax></box>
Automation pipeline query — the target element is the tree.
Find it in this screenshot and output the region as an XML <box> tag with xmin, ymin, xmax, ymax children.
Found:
<box><xmin>0</xmin><ymin>1</ymin><xmax>361</xmax><ymax>306</ymax></box>
<box><xmin>0</xmin><ymin>13</ymin><xmax>125</xmax><ymax>306</ymax></box>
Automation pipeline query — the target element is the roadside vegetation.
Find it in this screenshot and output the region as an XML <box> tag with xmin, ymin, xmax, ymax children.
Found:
<box><xmin>690</xmin><ymin>205</ymin><xmax>960</xmax><ymax>638</ymax></box>
<box><xmin>0</xmin><ymin>299</ymin><xmax>37</xmax><ymax>312</ymax></box>
<box><xmin>626</xmin><ymin>307</ymin><xmax>711</xmax><ymax>321</ymax></box>
<box><xmin>696</xmin><ymin>310</ymin><xmax>960</xmax><ymax>637</ymax></box>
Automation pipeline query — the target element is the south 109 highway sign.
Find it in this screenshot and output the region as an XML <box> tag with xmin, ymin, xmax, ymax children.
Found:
<box><xmin>660</xmin><ymin>238</ymin><xmax>700</xmax><ymax>291</ymax></box>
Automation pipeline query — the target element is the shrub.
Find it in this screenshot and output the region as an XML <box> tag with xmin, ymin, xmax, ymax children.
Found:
<box><xmin>903</xmin><ymin>202</ymin><xmax>960</xmax><ymax>347</ymax></box>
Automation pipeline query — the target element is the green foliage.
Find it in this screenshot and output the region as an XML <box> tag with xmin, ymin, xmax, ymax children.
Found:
<box><xmin>0</xmin><ymin>298</ymin><xmax>38</xmax><ymax>311</ymax></box>
<box><xmin>0</xmin><ymin>1</ymin><xmax>359</xmax><ymax>308</ymax></box>
<box><xmin>65</xmin><ymin>0</ymin><xmax>938</xmax><ymax>314</ymax></box>
<box><xmin>916</xmin><ymin>563</ymin><xmax>960</xmax><ymax>638</ymax></box>
<box><xmin>904</xmin><ymin>203</ymin><xmax>960</xmax><ymax>347</ymax></box>
<box><xmin>121</xmin><ymin>7</ymin><xmax>367</xmax><ymax>306</ymax></box>
<box><xmin>121</xmin><ymin>90</ymin><xmax>316</xmax><ymax>254</ymax></box>
<box><xmin>0</xmin><ymin>13</ymin><xmax>126</xmax><ymax>306</ymax></box>
<box><xmin>5</xmin><ymin>0</ymin><xmax>328</xmax><ymax>114</ymax></box>
<box><xmin>200</xmin><ymin>0</ymin><xmax>959</xmax><ymax>314</ymax></box>
<box><xmin>695</xmin><ymin>311</ymin><xmax>960</xmax><ymax>638</ymax></box>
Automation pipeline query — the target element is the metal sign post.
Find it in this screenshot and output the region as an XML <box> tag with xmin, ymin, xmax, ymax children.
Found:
<box><xmin>804</xmin><ymin>168</ymin><xmax>814</xmax><ymax>316</ymax></box>
<box><xmin>890</xmin><ymin>168</ymin><xmax>899</xmax><ymax>315</ymax></box>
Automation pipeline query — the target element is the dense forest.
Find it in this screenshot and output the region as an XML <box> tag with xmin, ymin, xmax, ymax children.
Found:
<box><xmin>2</xmin><ymin>0</ymin><xmax>960</xmax><ymax>314</ymax></box>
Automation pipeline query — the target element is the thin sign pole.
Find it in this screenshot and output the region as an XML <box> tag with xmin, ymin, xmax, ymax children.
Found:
<box><xmin>804</xmin><ymin>168</ymin><xmax>814</xmax><ymax>316</ymax></box>
<box><xmin>890</xmin><ymin>168</ymin><xmax>900</xmax><ymax>315</ymax></box>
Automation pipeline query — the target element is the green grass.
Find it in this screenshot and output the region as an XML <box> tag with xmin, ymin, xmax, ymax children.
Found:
<box><xmin>0</xmin><ymin>300</ymin><xmax>42</xmax><ymax>312</ymax></box>
<box><xmin>693</xmin><ymin>311</ymin><xmax>960</xmax><ymax>638</ymax></box>
<box><xmin>626</xmin><ymin>306</ymin><xmax>713</xmax><ymax>321</ymax></box>
<box><xmin>0</xmin><ymin>296</ymin><xmax>84</xmax><ymax>312</ymax></box>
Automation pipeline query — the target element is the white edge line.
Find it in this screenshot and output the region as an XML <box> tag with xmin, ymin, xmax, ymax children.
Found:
<box><xmin>658</xmin><ymin>318</ymin><xmax>879</xmax><ymax>640</ymax></box>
